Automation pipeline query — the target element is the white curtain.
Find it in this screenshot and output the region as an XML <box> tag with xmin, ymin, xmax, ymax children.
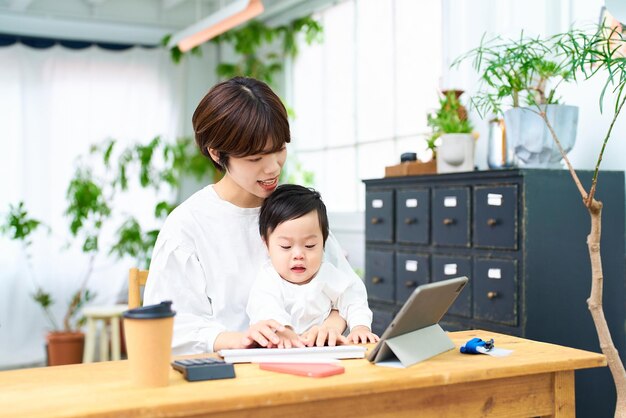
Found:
<box><xmin>0</xmin><ymin>43</ymin><xmax>185</xmax><ymax>368</ymax></box>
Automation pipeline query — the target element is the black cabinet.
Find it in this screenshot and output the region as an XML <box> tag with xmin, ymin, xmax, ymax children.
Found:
<box><xmin>363</xmin><ymin>169</ymin><xmax>625</xmax><ymax>418</ymax></box>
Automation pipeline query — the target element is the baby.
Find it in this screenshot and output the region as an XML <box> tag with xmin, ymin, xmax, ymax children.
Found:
<box><xmin>246</xmin><ymin>184</ymin><xmax>379</xmax><ymax>348</ymax></box>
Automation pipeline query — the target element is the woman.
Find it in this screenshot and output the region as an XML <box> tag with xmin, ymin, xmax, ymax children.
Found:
<box><xmin>144</xmin><ymin>77</ymin><xmax>360</xmax><ymax>354</ymax></box>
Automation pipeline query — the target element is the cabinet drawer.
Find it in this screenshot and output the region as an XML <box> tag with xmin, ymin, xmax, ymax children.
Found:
<box><xmin>365</xmin><ymin>250</ymin><xmax>394</xmax><ymax>302</ymax></box>
<box><xmin>365</xmin><ymin>191</ymin><xmax>394</xmax><ymax>242</ymax></box>
<box><xmin>395</xmin><ymin>189</ymin><xmax>430</xmax><ymax>244</ymax></box>
<box><xmin>395</xmin><ymin>252</ymin><xmax>430</xmax><ymax>304</ymax></box>
<box><xmin>473</xmin><ymin>258</ymin><xmax>517</xmax><ymax>326</ymax></box>
<box><xmin>432</xmin><ymin>255</ymin><xmax>472</xmax><ymax>317</ymax></box>
<box><xmin>432</xmin><ymin>187</ymin><xmax>470</xmax><ymax>247</ymax></box>
<box><xmin>473</xmin><ymin>185</ymin><xmax>518</xmax><ymax>249</ymax></box>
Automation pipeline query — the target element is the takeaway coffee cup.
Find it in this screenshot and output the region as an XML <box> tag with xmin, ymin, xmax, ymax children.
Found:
<box><xmin>123</xmin><ymin>301</ymin><xmax>176</xmax><ymax>387</ymax></box>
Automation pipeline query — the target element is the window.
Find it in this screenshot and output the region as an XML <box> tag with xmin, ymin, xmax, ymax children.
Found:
<box><xmin>291</xmin><ymin>0</ymin><xmax>442</xmax><ymax>212</ymax></box>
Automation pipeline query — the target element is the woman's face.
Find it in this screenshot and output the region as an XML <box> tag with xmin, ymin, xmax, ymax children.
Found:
<box><xmin>211</xmin><ymin>144</ymin><xmax>287</xmax><ymax>207</ymax></box>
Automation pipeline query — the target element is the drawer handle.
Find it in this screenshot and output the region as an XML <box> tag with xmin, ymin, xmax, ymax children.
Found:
<box><xmin>404</xmin><ymin>217</ymin><xmax>416</xmax><ymax>225</ymax></box>
<box><xmin>371</xmin><ymin>217</ymin><xmax>382</xmax><ymax>225</ymax></box>
<box><xmin>404</xmin><ymin>280</ymin><xmax>417</xmax><ymax>288</ymax></box>
<box><xmin>487</xmin><ymin>291</ymin><xmax>498</xmax><ymax>299</ymax></box>
<box><xmin>487</xmin><ymin>218</ymin><xmax>498</xmax><ymax>226</ymax></box>
<box><xmin>371</xmin><ymin>276</ymin><xmax>383</xmax><ymax>284</ymax></box>
<box><xmin>443</xmin><ymin>218</ymin><xmax>455</xmax><ymax>226</ymax></box>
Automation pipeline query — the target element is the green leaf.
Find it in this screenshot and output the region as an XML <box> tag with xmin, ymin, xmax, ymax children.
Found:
<box><xmin>32</xmin><ymin>288</ymin><xmax>54</xmax><ymax>308</ymax></box>
<box><xmin>1</xmin><ymin>201</ymin><xmax>46</xmax><ymax>243</ymax></box>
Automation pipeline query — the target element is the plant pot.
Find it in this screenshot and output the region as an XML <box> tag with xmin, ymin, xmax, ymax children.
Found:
<box><xmin>46</xmin><ymin>331</ymin><xmax>84</xmax><ymax>366</ymax></box>
<box><xmin>503</xmin><ymin>105</ymin><xmax>578</xmax><ymax>168</ymax></box>
<box><xmin>436</xmin><ymin>133</ymin><xmax>475</xmax><ymax>173</ymax></box>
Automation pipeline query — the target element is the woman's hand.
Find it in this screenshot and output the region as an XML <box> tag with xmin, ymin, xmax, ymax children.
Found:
<box><xmin>346</xmin><ymin>325</ymin><xmax>379</xmax><ymax>344</ymax></box>
<box><xmin>241</xmin><ymin>320</ymin><xmax>286</xmax><ymax>348</ymax></box>
<box><xmin>300</xmin><ymin>324</ymin><xmax>348</xmax><ymax>347</ymax></box>
<box><xmin>275</xmin><ymin>327</ymin><xmax>305</xmax><ymax>349</ymax></box>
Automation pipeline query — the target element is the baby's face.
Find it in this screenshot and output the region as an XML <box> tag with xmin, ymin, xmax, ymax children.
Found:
<box><xmin>265</xmin><ymin>210</ymin><xmax>324</xmax><ymax>285</ymax></box>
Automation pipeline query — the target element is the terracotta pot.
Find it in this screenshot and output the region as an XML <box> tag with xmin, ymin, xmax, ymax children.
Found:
<box><xmin>46</xmin><ymin>332</ymin><xmax>85</xmax><ymax>366</ymax></box>
<box><xmin>441</xmin><ymin>89</ymin><xmax>468</xmax><ymax>121</ymax></box>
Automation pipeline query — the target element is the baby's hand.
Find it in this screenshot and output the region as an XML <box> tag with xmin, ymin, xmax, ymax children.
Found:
<box><xmin>300</xmin><ymin>325</ymin><xmax>348</xmax><ymax>347</ymax></box>
<box><xmin>275</xmin><ymin>327</ymin><xmax>305</xmax><ymax>349</ymax></box>
<box><xmin>346</xmin><ymin>325</ymin><xmax>379</xmax><ymax>344</ymax></box>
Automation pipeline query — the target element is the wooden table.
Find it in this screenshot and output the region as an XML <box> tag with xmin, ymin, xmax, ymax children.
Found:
<box><xmin>0</xmin><ymin>330</ymin><xmax>606</xmax><ymax>417</ymax></box>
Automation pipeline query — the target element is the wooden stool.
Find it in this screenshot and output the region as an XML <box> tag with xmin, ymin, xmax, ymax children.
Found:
<box><xmin>82</xmin><ymin>304</ymin><xmax>128</xmax><ymax>363</ymax></box>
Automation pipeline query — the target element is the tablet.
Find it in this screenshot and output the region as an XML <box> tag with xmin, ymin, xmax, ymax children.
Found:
<box><xmin>367</xmin><ymin>276</ymin><xmax>468</xmax><ymax>363</ymax></box>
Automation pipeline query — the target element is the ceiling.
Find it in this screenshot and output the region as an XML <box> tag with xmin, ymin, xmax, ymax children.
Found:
<box><xmin>0</xmin><ymin>0</ymin><xmax>331</xmax><ymax>45</ymax></box>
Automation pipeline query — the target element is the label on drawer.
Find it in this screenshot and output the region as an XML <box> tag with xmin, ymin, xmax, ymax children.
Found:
<box><xmin>372</xmin><ymin>199</ymin><xmax>383</xmax><ymax>208</ymax></box>
<box><xmin>405</xmin><ymin>198</ymin><xmax>418</xmax><ymax>208</ymax></box>
<box><xmin>444</xmin><ymin>264</ymin><xmax>458</xmax><ymax>275</ymax></box>
<box><xmin>488</xmin><ymin>268</ymin><xmax>502</xmax><ymax>279</ymax></box>
<box><xmin>405</xmin><ymin>260</ymin><xmax>418</xmax><ymax>272</ymax></box>
<box><xmin>487</xmin><ymin>193</ymin><xmax>503</xmax><ymax>206</ymax></box>
<box><xmin>444</xmin><ymin>196</ymin><xmax>457</xmax><ymax>207</ymax></box>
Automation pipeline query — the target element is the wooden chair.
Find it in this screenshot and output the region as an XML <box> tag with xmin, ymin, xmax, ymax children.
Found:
<box><xmin>128</xmin><ymin>267</ymin><xmax>149</xmax><ymax>309</ymax></box>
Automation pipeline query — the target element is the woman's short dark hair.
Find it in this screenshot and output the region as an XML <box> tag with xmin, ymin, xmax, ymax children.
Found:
<box><xmin>192</xmin><ymin>77</ymin><xmax>291</xmax><ymax>171</ymax></box>
<box><xmin>259</xmin><ymin>184</ymin><xmax>329</xmax><ymax>246</ymax></box>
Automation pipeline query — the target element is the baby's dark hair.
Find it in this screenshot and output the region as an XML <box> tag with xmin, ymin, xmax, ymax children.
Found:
<box><xmin>259</xmin><ymin>184</ymin><xmax>329</xmax><ymax>246</ymax></box>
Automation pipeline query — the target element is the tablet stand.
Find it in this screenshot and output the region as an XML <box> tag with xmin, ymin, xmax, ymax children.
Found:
<box><xmin>372</xmin><ymin>324</ymin><xmax>455</xmax><ymax>368</ymax></box>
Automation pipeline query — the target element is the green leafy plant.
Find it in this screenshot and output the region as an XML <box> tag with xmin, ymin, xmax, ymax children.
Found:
<box><xmin>163</xmin><ymin>16</ymin><xmax>322</xmax><ymax>89</ymax></box>
<box><xmin>427</xmin><ymin>91</ymin><xmax>473</xmax><ymax>134</ymax></box>
<box><xmin>211</xmin><ymin>16</ymin><xmax>323</xmax><ymax>86</ymax></box>
<box><xmin>425</xmin><ymin>91</ymin><xmax>474</xmax><ymax>160</ymax></box>
<box><xmin>453</xmin><ymin>31</ymin><xmax>579</xmax><ymax>117</ymax></box>
<box><xmin>464</xmin><ymin>23</ymin><xmax>626</xmax><ymax>415</ymax></box>
<box><xmin>90</xmin><ymin>136</ymin><xmax>219</xmax><ymax>268</ymax></box>
<box><xmin>2</xmin><ymin>136</ymin><xmax>217</xmax><ymax>333</ymax></box>
<box><xmin>0</xmin><ymin>202</ymin><xmax>94</xmax><ymax>332</ymax></box>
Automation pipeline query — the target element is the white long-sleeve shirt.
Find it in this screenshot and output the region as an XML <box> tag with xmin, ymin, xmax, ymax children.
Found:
<box><xmin>247</xmin><ymin>261</ymin><xmax>372</xmax><ymax>334</ymax></box>
<box><xmin>143</xmin><ymin>184</ymin><xmax>365</xmax><ymax>355</ymax></box>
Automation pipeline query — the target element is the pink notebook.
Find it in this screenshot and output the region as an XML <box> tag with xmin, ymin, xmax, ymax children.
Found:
<box><xmin>259</xmin><ymin>362</ymin><xmax>345</xmax><ymax>378</ymax></box>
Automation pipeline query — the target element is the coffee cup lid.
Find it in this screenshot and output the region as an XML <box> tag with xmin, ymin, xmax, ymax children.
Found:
<box><xmin>123</xmin><ymin>301</ymin><xmax>176</xmax><ymax>319</ymax></box>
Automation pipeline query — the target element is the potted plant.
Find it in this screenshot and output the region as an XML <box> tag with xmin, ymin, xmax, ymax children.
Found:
<box><xmin>427</xmin><ymin>90</ymin><xmax>475</xmax><ymax>173</ymax></box>
<box><xmin>459</xmin><ymin>23</ymin><xmax>626</xmax><ymax>416</ymax></box>
<box><xmin>453</xmin><ymin>31</ymin><xmax>579</xmax><ymax>167</ymax></box>
<box><xmin>0</xmin><ymin>202</ymin><xmax>94</xmax><ymax>366</ymax></box>
<box><xmin>537</xmin><ymin>24</ymin><xmax>626</xmax><ymax>417</ymax></box>
<box><xmin>2</xmin><ymin>136</ymin><xmax>220</xmax><ymax>366</ymax></box>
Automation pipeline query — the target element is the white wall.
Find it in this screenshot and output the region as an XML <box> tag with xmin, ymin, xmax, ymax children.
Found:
<box><xmin>328</xmin><ymin>212</ymin><xmax>365</xmax><ymax>277</ymax></box>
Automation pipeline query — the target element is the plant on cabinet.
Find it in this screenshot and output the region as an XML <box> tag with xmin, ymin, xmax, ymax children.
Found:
<box><xmin>453</xmin><ymin>31</ymin><xmax>579</xmax><ymax>167</ymax></box>
<box><xmin>464</xmin><ymin>23</ymin><xmax>626</xmax><ymax>416</ymax></box>
<box><xmin>427</xmin><ymin>90</ymin><xmax>475</xmax><ymax>173</ymax></box>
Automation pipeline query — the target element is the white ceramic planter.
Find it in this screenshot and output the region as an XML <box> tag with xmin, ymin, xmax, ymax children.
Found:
<box><xmin>503</xmin><ymin>105</ymin><xmax>578</xmax><ymax>168</ymax></box>
<box><xmin>436</xmin><ymin>133</ymin><xmax>475</xmax><ymax>173</ymax></box>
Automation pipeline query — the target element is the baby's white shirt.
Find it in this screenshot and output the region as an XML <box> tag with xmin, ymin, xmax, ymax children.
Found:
<box><xmin>247</xmin><ymin>260</ymin><xmax>373</xmax><ymax>334</ymax></box>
